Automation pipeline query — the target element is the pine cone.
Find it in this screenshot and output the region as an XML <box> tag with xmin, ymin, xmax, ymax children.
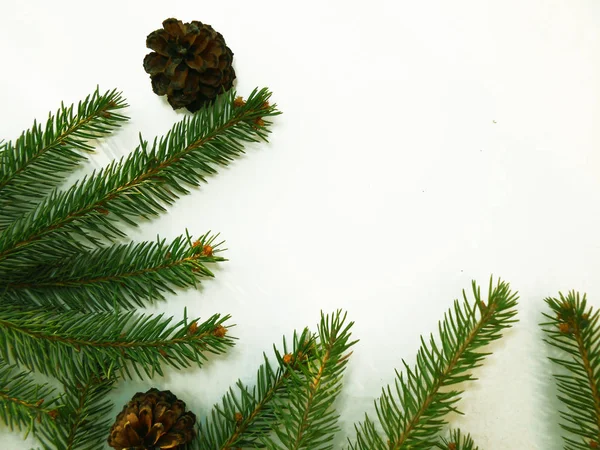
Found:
<box><xmin>143</xmin><ymin>18</ymin><xmax>236</xmax><ymax>112</ymax></box>
<box><xmin>108</xmin><ymin>388</ymin><xmax>196</xmax><ymax>449</ymax></box>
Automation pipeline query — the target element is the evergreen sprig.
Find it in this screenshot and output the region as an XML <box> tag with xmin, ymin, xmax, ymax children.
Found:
<box><xmin>0</xmin><ymin>88</ymin><xmax>128</xmax><ymax>229</ymax></box>
<box><xmin>348</xmin><ymin>278</ymin><xmax>518</xmax><ymax>450</ymax></box>
<box><xmin>35</xmin><ymin>373</ymin><xmax>116</xmax><ymax>450</ymax></box>
<box><xmin>265</xmin><ymin>310</ymin><xmax>356</xmax><ymax>450</ymax></box>
<box><xmin>0</xmin><ymin>361</ymin><xmax>62</xmax><ymax>436</ymax></box>
<box><xmin>0</xmin><ymin>88</ymin><xmax>277</xmax><ymax>278</ymax></box>
<box><xmin>435</xmin><ymin>429</ymin><xmax>481</xmax><ymax>450</ymax></box>
<box><xmin>542</xmin><ymin>291</ymin><xmax>600</xmax><ymax>449</ymax></box>
<box><xmin>195</xmin><ymin>327</ymin><xmax>317</xmax><ymax>450</ymax></box>
<box><xmin>195</xmin><ymin>311</ymin><xmax>356</xmax><ymax>450</ymax></box>
<box><xmin>0</xmin><ymin>87</ymin><xmax>279</xmax><ymax>449</ymax></box>
<box><xmin>1</xmin><ymin>232</ymin><xmax>224</xmax><ymax>312</ymax></box>
<box><xmin>0</xmin><ymin>305</ymin><xmax>234</xmax><ymax>381</ymax></box>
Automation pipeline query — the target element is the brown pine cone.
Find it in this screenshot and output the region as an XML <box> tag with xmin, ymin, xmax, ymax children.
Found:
<box><xmin>107</xmin><ymin>388</ymin><xmax>196</xmax><ymax>449</ymax></box>
<box><xmin>143</xmin><ymin>18</ymin><xmax>236</xmax><ymax>112</ymax></box>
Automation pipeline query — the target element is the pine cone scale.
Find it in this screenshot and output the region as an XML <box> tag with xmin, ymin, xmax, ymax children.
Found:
<box><xmin>186</xmin><ymin>54</ymin><xmax>205</xmax><ymax>71</ymax></box>
<box><xmin>151</xmin><ymin>74</ymin><xmax>170</xmax><ymax>95</ymax></box>
<box><xmin>146</xmin><ymin>30</ymin><xmax>171</xmax><ymax>56</ymax></box>
<box><xmin>144</xmin><ymin>422</ymin><xmax>165</xmax><ymax>446</ymax></box>
<box><xmin>143</xmin><ymin>54</ymin><xmax>168</xmax><ymax>75</ymax></box>
<box><xmin>162</xmin><ymin>18</ymin><xmax>185</xmax><ymax>38</ymax></box>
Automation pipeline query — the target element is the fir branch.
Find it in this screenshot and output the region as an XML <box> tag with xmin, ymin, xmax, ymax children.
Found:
<box><xmin>195</xmin><ymin>327</ymin><xmax>317</xmax><ymax>450</ymax></box>
<box><xmin>348</xmin><ymin>278</ymin><xmax>518</xmax><ymax>450</ymax></box>
<box><xmin>0</xmin><ymin>306</ymin><xmax>234</xmax><ymax>381</ymax></box>
<box><xmin>435</xmin><ymin>429</ymin><xmax>481</xmax><ymax>450</ymax></box>
<box><xmin>0</xmin><ymin>88</ymin><xmax>278</xmax><ymax>274</ymax></box>
<box><xmin>265</xmin><ymin>310</ymin><xmax>357</xmax><ymax>450</ymax></box>
<box><xmin>0</xmin><ymin>360</ymin><xmax>61</xmax><ymax>436</ymax></box>
<box><xmin>0</xmin><ymin>88</ymin><xmax>128</xmax><ymax>229</ymax></box>
<box><xmin>542</xmin><ymin>291</ymin><xmax>600</xmax><ymax>449</ymax></box>
<box><xmin>35</xmin><ymin>372</ymin><xmax>116</xmax><ymax>450</ymax></box>
<box><xmin>0</xmin><ymin>232</ymin><xmax>224</xmax><ymax>312</ymax></box>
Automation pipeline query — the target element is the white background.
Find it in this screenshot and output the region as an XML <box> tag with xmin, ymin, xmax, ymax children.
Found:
<box><xmin>1</xmin><ymin>1</ymin><xmax>599</xmax><ymax>448</ymax></box>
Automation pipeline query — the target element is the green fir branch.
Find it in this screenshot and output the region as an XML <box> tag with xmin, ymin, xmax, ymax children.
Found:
<box><xmin>0</xmin><ymin>88</ymin><xmax>128</xmax><ymax>229</ymax></box>
<box><xmin>0</xmin><ymin>360</ymin><xmax>61</xmax><ymax>437</ymax></box>
<box><xmin>0</xmin><ymin>305</ymin><xmax>234</xmax><ymax>381</ymax></box>
<box><xmin>348</xmin><ymin>278</ymin><xmax>518</xmax><ymax>450</ymax></box>
<box><xmin>542</xmin><ymin>291</ymin><xmax>600</xmax><ymax>450</ymax></box>
<box><xmin>195</xmin><ymin>327</ymin><xmax>317</xmax><ymax>450</ymax></box>
<box><xmin>265</xmin><ymin>310</ymin><xmax>356</xmax><ymax>450</ymax></box>
<box><xmin>435</xmin><ymin>429</ymin><xmax>481</xmax><ymax>450</ymax></box>
<box><xmin>0</xmin><ymin>232</ymin><xmax>224</xmax><ymax>312</ymax></box>
<box><xmin>35</xmin><ymin>372</ymin><xmax>116</xmax><ymax>450</ymax></box>
<box><xmin>0</xmin><ymin>88</ymin><xmax>278</xmax><ymax>275</ymax></box>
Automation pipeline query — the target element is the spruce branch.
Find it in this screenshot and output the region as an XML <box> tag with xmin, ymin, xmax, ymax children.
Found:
<box><xmin>265</xmin><ymin>310</ymin><xmax>356</xmax><ymax>450</ymax></box>
<box><xmin>348</xmin><ymin>278</ymin><xmax>518</xmax><ymax>450</ymax></box>
<box><xmin>435</xmin><ymin>429</ymin><xmax>481</xmax><ymax>450</ymax></box>
<box><xmin>0</xmin><ymin>87</ymin><xmax>128</xmax><ymax>229</ymax></box>
<box><xmin>0</xmin><ymin>88</ymin><xmax>278</xmax><ymax>274</ymax></box>
<box><xmin>0</xmin><ymin>232</ymin><xmax>224</xmax><ymax>312</ymax></box>
<box><xmin>542</xmin><ymin>291</ymin><xmax>600</xmax><ymax>449</ymax></box>
<box><xmin>35</xmin><ymin>372</ymin><xmax>116</xmax><ymax>450</ymax></box>
<box><xmin>0</xmin><ymin>305</ymin><xmax>234</xmax><ymax>381</ymax></box>
<box><xmin>195</xmin><ymin>327</ymin><xmax>317</xmax><ymax>450</ymax></box>
<box><xmin>0</xmin><ymin>360</ymin><xmax>61</xmax><ymax>437</ymax></box>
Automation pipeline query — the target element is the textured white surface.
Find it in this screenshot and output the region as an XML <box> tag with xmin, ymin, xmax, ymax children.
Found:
<box><xmin>1</xmin><ymin>1</ymin><xmax>599</xmax><ymax>448</ymax></box>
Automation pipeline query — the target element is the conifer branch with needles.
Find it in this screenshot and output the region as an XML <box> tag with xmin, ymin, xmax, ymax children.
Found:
<box><xmin>542</xmin><ymin>291</ymin><xmax>600</xmax><ymax>449</ymax></box>
<box><xmin>435</xmin><ymin>429</ymin><xmax>481</xmax><ymax>450</ymax></box>
<box><xmin>347</xmin><ymin>278</ymin><xmax>518</xmax><ymax>450</ymax></box>
<box><xmin>0</xmin><ymin>88</ymin><xmax>277</xmax><ymax>277</ymax></box>
<box><xmin>0</xmin><ymin>87</ymin><xmax>278</xmax><ymax>449</ymax></box>
<box><xmin>0</xmin><ymin>361</ymin><xmax>61</xmax><ymax>437</ymax></box>
<box><xmin>265</xmin><ymin>310</ymin><xmax>357</xmax><ymax>450</ymax></box>
<box><xmin>0</xmin><ymin>88</ymin><xmax>128</xmax><ymax>230</ymax></box>
<box><xmin>0</xmin><ymin>86</ymin><xmax>515</xmax><ymax>449</ymax></box>
<box><xmin>195</xmin><ymin>327</ymin><xmax>317</xmax><ymax>450</ymax></box>
<box><xmin>1</xmin><ymin>232</ymin><xmax>224</xmax><ymax>312</ymax></box>
<box><xmin>35</xmin><ymin>372</ymin><xmax>116</xmax><ymax>450</ymax></box>
<box><xmin>0</xmin><ymin>306</ymin><xmax>233</xmax><ymax>381</ymax></box>
<box><xmin>196</xmin><ymin>311</ymin><xmax>356</xmax><ymax>450</ymax></box>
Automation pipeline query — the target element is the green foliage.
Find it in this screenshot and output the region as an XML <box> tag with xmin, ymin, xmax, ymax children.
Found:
<box><xmin>0</xmin><ymin>303</ymin><xmax>233</xmax><ymax>381</ymax></box>
<box><xmin>0</xmin><ymin>87</ymin><xmax>279</xmax><ymax>449</ymax></box>
<box><xmin>196</xmin><ymin>327</ymin><xmax>316</xmax><ymax>450</ymax></box>
<box><xmin>193</xmin><ymin>286</ymin><xmax>513</xmax><ymax>450</ymax></box>
<box><xmin>0</xmin><ymin>361</ymin><xmax>62</xmax><ymax>436</ymax></box>
<box><xmin>0</xmin><ymin>88</ymin><xmax>129</xmax><ymax>230</ymax></box>
<box><xmin>542</xmin><ymin>291</ymin><xmax>600</xmax><ymax>449</ymax></box>
<box><xmin>196</xmin><ymin>311</ymin><xmax>356</xmax><ymax>450</ymax></box>
<box><xmin>435</xmin><ymin>429</ymin><xmax>481</xmax><ymax>450</ymax></box>
<box><xmin>264</xmin><ymin>311</ymin><xmax>356</xmax><ymax>450</ymax></box>
<box><xmin>0</xmin><ymin>87</ymin><xmax>278</xmax><ymax>312</ymax></box>
<box><xmin>1</xmin><ymin>232</ymin><xmax>224</xmax><ymax>312</ymax></box>
<box><xmin>347</xmin><ymin>278</ymin><xmax>518</xmax><ymax>450</ymax></box>
<box><xmin>0</xmin><ymin>87</ymin><xmax>514</xmax><ymax>450</ymax></box>
<box><xmin>35</xmin><ymin>373</ymin><xmax>116</xmax><ymax>450</ymax></box>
